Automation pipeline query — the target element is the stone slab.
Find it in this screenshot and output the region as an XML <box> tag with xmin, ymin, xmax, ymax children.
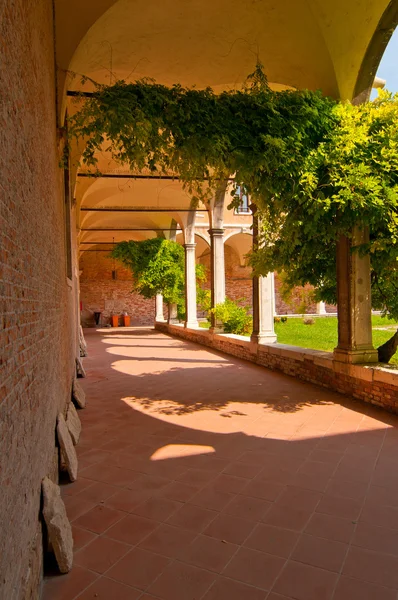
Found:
<box><xmin>57</xmin><ymin>414</ymin><xmax>78</xmax><ymax>482</ymax></box>
<box><xmin>72</xmin><ymin>378</ymin><xmax>86</xmax><ymax>409</ymax></box>
<box><xmin>66</xmin><ymin>402</ymin><xmax>81</xmax><ymax>445</ymax></box>
<box><xmin>42</xmin><ymin>477</ymin><xmax>73</xmax><ymax>573</ymax></box>
<box><xmin>76</xmin><ymin>357</ymin><xmax>86</xmax><ymax>378</ymax></box>
<box><xmin>79</xmin><ymin>325</ymin><xmax>88</xmax><ymax>357</ymax></box>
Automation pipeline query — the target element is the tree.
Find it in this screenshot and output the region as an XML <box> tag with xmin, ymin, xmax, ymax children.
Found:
<box><xmin>111</xmin><ymin>238</ymin><xmax>206</xmax><ymax>318</ymax></box>
<box><xmin>251</xmin><ymin>90</ymin><xmax>398</xmax><ymax>361</ymax></box>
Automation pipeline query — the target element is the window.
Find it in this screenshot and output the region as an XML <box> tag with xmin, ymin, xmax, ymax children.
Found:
<box><xmin>234</xmin><ymin>186</ymin><xmax>251</xmax><ymax>214</ymax></box>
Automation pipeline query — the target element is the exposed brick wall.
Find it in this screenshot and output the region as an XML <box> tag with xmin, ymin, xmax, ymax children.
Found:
<box><xmin>79</xmin><ymin>250</ymin><xmax>158</xmax><ymax>325</ymax></box>
<box><xmin>0</xmin><ymin>1</ymin><xmax>74</xmax><ymax>597</ymax></box>
<box><xmin>156</xmin><ymin>324</ymin><xmax>398</xmax><ymax>414</ymax></box>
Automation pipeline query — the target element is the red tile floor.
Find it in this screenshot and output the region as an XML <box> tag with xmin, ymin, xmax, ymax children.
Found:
<box><xmin>43</xmin><ymin>327</ymin><xmax>398</xmax><ymax>600</ymax></box>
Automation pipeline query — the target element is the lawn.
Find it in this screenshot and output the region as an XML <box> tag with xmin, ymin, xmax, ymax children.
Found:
<box><xmin>275</xmin><ymin>315</ymin><xmax>398</xmax><ymax>365</ymax></box>
<box><xmin>200</xmin><ymin>315</ymin><xmax>398</xmax><ymax>365</ymax></box>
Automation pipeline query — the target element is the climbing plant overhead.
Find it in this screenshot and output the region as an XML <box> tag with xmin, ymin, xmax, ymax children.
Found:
<box><xmin>251</xmin><ymin>90</ymin><xmax>398</xmax><ymax>313</ymax></box>
<box><xmin>68</xmin><ymin>64</ymin><xmax>337</xmax><ymax>204</ymax></box>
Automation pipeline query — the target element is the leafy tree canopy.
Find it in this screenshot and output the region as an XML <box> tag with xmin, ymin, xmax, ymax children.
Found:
<box><xmin>68</xmin><ymin>64</ymin><xmax>337</xmax><ymax>204</ymax></box>
<box><xmin>111</xmin><ymin>238</ymin><xmax>206</xmax><ymax>314</ymax></box>
<box><xmin>252</xmin><ymin>90</ymin><xmax>398</xmax><ymax>318</ymax></box>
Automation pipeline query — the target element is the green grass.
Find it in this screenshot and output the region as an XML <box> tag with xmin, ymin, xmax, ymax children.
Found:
<box><xmin>199</xmin><ymin>316</ymin><xmax>398</xmax><ymax>364</ymax></box>
<box><xmin>275</xmin><ymin>315</ymin><xmax>398</xmax><ymax>365</ymax></box>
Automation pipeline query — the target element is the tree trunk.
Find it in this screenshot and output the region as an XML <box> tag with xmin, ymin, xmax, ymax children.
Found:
<box><xmin>377</xmin><ymin>330</ymin><xmax>398</xmax><ymax>363</ymax></box>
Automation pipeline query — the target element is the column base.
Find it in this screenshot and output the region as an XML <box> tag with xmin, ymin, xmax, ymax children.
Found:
<box><xmin>209</xmin><ymin>326</ymin><xmax>224</xmax><ymax>334</ymax></box>
<box><xmin>184</xmin><ymin>320</ymin><xmax>199</xmax><ymax>329</ymax></box>
<box><xmin>333</xmin><ymin>347</ymin><xmax>379</xmax><ymax>364</ymax></box>
<box><xmin>251</xmin><ymin>333</ymin><xmax>277</xmax><ymax>345</ymax></box>
<box><xmin>168</xmin><ymin>318</ymin><xmax>180</xmax><ymax>325</ymax></box>
<box><xmin>155</xmin><ymin>318</ymin><xmax>167</xmax><ymax>323</ymax></box>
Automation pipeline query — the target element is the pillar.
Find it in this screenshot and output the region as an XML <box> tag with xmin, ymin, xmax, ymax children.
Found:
<box><xmin>250</xmin><ymin>203</ymin><xmax>276</xmax><ymax>344</ymax></box>
<box><xmin>208</xmin><ymin>228</ymin><xmax>225</xmax><ymax>332</ymax></box>
<box><xmin>316</xmin><ymin>301</ymin><xmax>327</xmax><ymax>315</ymax></box>
<box><xmin>251</xmin><ymin>273</ymin><xmax>277</xmax><ymax>344</ymax></box>
<box><xmin>168</xmin><ymin>303</ymin><xmax>178</xmax><ymax>324</ymax></box>
<box><xmin>334</xmin><ymin>227</ymin><xmax>378</xmax><ymax>363</ymax></box>
<box><xmin>155</xmin><ymin>293</ymin><xmax>166</xmax><ymax>322</ymax></box>
<box><xmin>184</xmin><ymin>243</ymin><xmax>198</xmax><ymax>328</ymax></box>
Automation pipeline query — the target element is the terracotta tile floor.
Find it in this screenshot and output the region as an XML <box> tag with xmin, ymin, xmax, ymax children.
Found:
<box><xmin>43</xmin><ymin>327</ymin><xmax>398</xmax><ymax>600</ymax></box>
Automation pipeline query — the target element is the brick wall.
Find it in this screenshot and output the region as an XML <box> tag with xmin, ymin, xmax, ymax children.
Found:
<box><xmin>156</xmin><ymin>324</ymin><xmax>398</xmax><ymax>414</ymax></box>
<box><xmin>79</xmin><ymin>250</ymin><xmax>158</xmax><ymax>325</ymax></box>
<box><xmin>0</xmin><ymin>1</ymin><xmax>74</xmax><ymax>597</ymax></box>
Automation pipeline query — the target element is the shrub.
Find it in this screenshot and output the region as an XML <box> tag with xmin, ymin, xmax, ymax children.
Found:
<box><xmin>280</xmin><ymin>316</ymin><xmax>288</xmax><ymax>323</ymax></box>
<box><xmin>211</xmin><ymin>299</ymin><xmax>252</xmax><ymax>335</ymax></box>
<box><xmin>274</xmin><ymin>317</ymin><xmax>281</xmax><ymax>323</ymax></box>
<box><xmin>303</xmin><ymin>317</ymin><xmax>315</xmax><ymax>325</ymax></box>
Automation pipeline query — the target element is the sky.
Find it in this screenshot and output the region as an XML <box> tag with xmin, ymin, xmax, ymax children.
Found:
<box><xmin>372</xmin><ymin>27</ymin><xmax>398</xmax><ymax>96</ymax></box>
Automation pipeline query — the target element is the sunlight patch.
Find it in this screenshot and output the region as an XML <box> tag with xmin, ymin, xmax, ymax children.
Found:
<box><xmin>150</xmin><ymin>444</ymin><xmax>215</xmax><ymax>461</ymax></box>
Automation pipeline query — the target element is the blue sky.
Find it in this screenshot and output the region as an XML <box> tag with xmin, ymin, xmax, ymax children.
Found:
<box><xmin>373</xmin><ymin>27</ymin><xmax>398</xmax><ymax>94</ymax></box>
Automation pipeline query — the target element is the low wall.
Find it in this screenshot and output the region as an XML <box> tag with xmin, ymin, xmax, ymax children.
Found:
<box><xmin>155</xmin><ymin>323</ymin><xmax>398</xmax><ymax>414</ymax></box>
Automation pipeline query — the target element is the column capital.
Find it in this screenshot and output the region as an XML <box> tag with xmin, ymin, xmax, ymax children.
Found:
<box><xmin>208</xmin><ymin>228</ymin><xmax>224</xmax><ymax>237</ymax></box>
<box><xmin>184</xmin><ymin>243</ymin><xmax>196</xmax><ymax>250</ymax></box>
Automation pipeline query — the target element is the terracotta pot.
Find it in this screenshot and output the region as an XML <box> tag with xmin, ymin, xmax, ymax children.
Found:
<box><xmin>123</xmin><ymin>315</ymin><xmax>131</xmax><ymax>327</ymax></box>
<box><xmin>111</xmin><ymin>315</ymin><xmax>119</xmax><ymax>327</ymax></box>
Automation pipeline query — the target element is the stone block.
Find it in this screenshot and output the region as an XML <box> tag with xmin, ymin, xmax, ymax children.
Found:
<box><xmin>72</xmin><ymin>379</ymin><xmax>86</xmax><ymax>409</ymax></box>
<box><xmin>66</xmin><ymin>402</ymin><xmax>81</xmax><ymax>445</ymax></box>
<box><xmin>57</xmin><ymin>414</ymin><xmax>78</xmax><ymax>482</ymax></box>
<box><xmin>76</xmin><ymin>357</ymin><xmax>86</xmax><ymax>378</ymax></box>
<box><xmin>41</xmin><ymin>477</ymin><xmax>73</xmax><ymax>574</ymax></box>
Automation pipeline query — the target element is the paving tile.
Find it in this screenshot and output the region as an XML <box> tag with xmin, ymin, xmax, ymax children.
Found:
<box><xmin>157</xmin><ymin>480</ymin><xmax>199</xmax><ymax>502</ymax></box>
<box><xmin>210</xmin><ymin>474</ymin><xmax>248</xmax><ymax>494</ymax></box>
<box><xmin>223</xmin><ymin>461</ymin><xmax>264</xmax><ymax>479</ymax></box>
<box><xmin>203</xmin><ymin>577</ymin><xmax>267</xmax><ymax>600</ymax></box>
<box><xmin>204</xmin><ymin>512</ymin><xmax>256</xmax><ymax>544</ymax></box>
<box><xmin>180</xmin><ymin>535</ymin><xmax>238</xmax><ymax>572</ymax></box>
<box><xmin>262</xmin><ymin>503</ymin><xmax>313</xmax><ymax>532</ymax></box>
<box><xmin>241</xmin><ymin>478</ymin><xmax>286</xmax><ymax>501</ymax></box>
<box><xmin>63</xmin><ymin>495</ymin><xmax>97</xmax><ymax>522</ymax></box>
<box><xmin>74</xmin><ymin>505</ymin><xmax>125</xmax><ymax>534</ymax></box>
<box><xmin>222</xmin><ymin>547</ymin><xmax>285</xmax><ymax>590</ymax></box>
<box><xmin>167</xmin><ymin>503</ymin><xmax>217</xmax><ymax>533</ymax></box>
<box><xmin>77</xmin><ymin>482</ymin><xmax>120</xmax><ymax>503</ymax></box>
<box><xmin>76</xmin><ymin>577</ymin><xmax>141</xmax><ymax>599</ymax></box>
<box><xmin>104</xmin><ymin>488</ymin><xmax>154</xmax><ymax>512</ymax></box>
<box><xmin>352</xmin><ymin>521</ymin><xmax>398</xmax><ymax>556</ymax></box>
<box><xmin>43</xmin><ymin>567</ymin><xmax>98</xmax><ymax>600</ymax></box>
<box><xmin>190</xmin><ymin>486</ymin><xmax>234</xmax><ymax>511</ymax></box>
<box><xmin>305</xmin><ymin>513</ymin><xmax>355</xmax><ymax>543</ymax></box>
<box><xmin>106</xmin><ymin>547</ymin><xmax>170</xmax><ymax>591</ymax></box>
<box><xmin>273</xmin><ymin>560</ymin><xmax>338</xmax><ymax>600</ymax></box>
<box><xmin>325</xmin><ymin>478</ymin><xmax>368</xmax><ymax>501</ymax></box>
<box><xmin>343</xmin><ymin>545</ymin><xmax>398</xmax><ymax>589</ymax></box>
<box><xmin>291</xmin><ymin>533</ymin><xmax>348</xmax><ymax>572</ymax></box>
<box><xmin>223</xmin><ymin>494</ymin><xmax>271</xmax><ymax>521</ymax></box>
<box><xmin>71</xmin><ymin>526</ymin><xmax>97</xmax><ymax>551</ymax></box>
<box><xmin>244</xmin><ymin>524</ymin><xmax>299</xmax><ymax>558</ymax></box>
<box><xmin>333</xmin><ymin>575</ymin><xmax>397</xmax><ymax>600</ymax></box>
<box><xmin>105</xmin><ymin>514</ymin><xmax>159</xmax><ymax>545</ymax></box>
<box><xmin>132</xmin><ymin>496</ymin><xmax>183</xmax><ymax>521</ymax></box>
<box><xmin>315</xmin><ymin>493</ymin><xmax>363</xmax><ymax>520</ymax></box>
<box><xmin>139</xmin><ymin>523</ymin><xmax>196</xmax><ymax>558</ymax></box>
<box><xmin>147</xmin><ymin>561</ymin><xmax>216</xmax><ymax>600</ymax></box>
<box><xmin>74</xmin><ymin>536</ymin><xmax>130</xmax><ymax>573</ymax></box>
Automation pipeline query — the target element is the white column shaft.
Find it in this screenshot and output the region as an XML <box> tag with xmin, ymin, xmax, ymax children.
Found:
<box><xmin>185</xmin><ymin>243</ymin><xmax>198</xmax><ymax>327</ymax></box>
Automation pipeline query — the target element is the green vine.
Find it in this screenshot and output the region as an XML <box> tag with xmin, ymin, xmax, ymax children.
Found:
<box><xmin>68</xmin><ymin>63</ymin><xmax>337</xmax><ymax>204</ymax></box>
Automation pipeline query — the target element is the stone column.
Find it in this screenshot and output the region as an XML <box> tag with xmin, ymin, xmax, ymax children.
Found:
<box><xmin>334</xmin><ymin>227</ymin><xmax>378</xmax><ymax>363</ymax></box>
<box><xmin>168</xmin><ymin>303</ymin><xmax>178</xmax><ymax>324</ymax></box>
<box><xmin>184</xmin><ymin>243</ymin><xmax>198</xmax><ymax>328</ymax></box>
<box><xmin>250</xmin><ymin>204</ymin><xmax>276</xmax><ymax>344</ymax></box>
<box><xmin>251</xmin><ymin>273</ymin><xmax>277</xmax><ymax>344</ymax></box>
<box><xmin>209</xmin><ymin>228</ymin><xmax>226</xmax><ymax>333</ymax></box>
<box><xmin>155</xmin><ymin>293</ymin><xmax>166</xmax><ymax>322</ymax></box>
<box><xmin>316</xmin><ymin>301</ymin><xmax>327</xmax><ymax>315</ymax></box>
